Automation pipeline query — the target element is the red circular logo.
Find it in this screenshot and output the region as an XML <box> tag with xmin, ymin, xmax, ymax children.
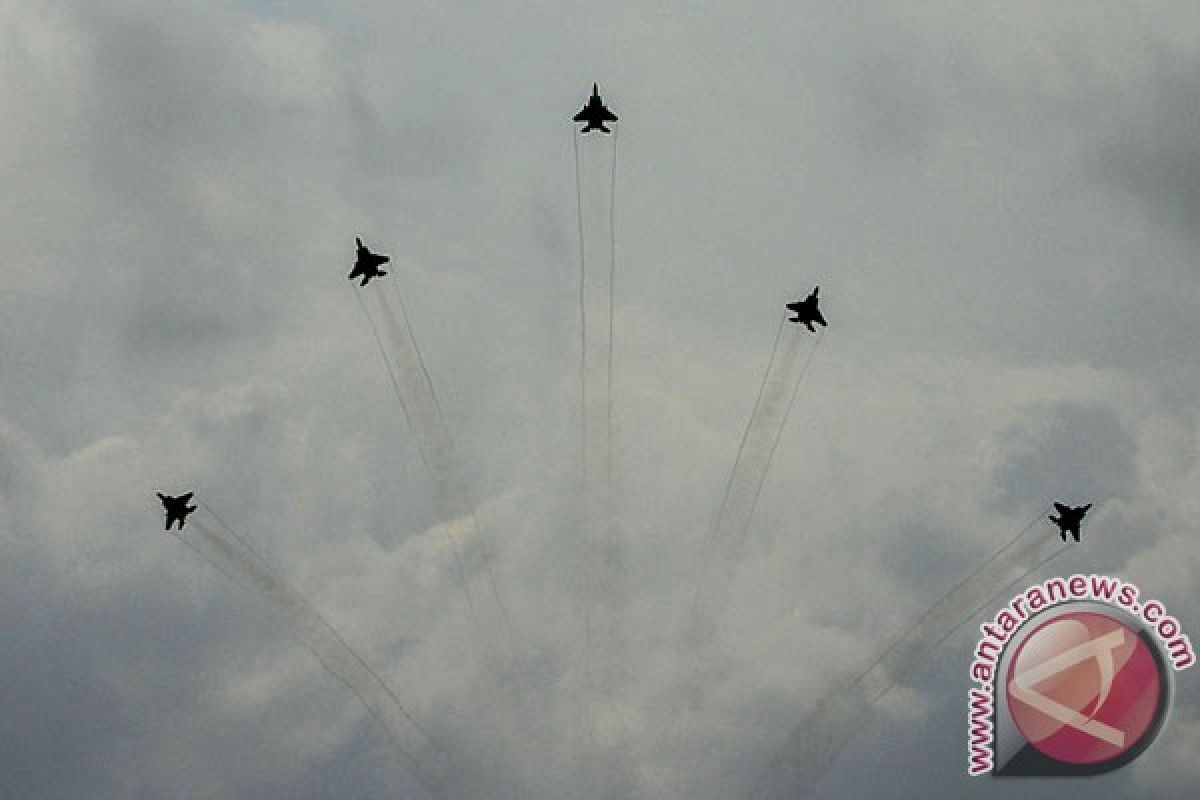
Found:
<box><xmin>1005</xmin><ymin>611</ymin><xmax>1162</xmax><ymax>766</ymax></box>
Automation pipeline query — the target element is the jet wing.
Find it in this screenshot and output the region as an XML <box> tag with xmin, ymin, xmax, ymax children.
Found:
<box><xmin>1054</xmin><ymin>502</ymin><xmax>1070</xmax><ymax>515</ymax></box>
<box><xmin>602</xmin><ymin>107</ymin><xmax>618</xmax><ymax>122</ymax></box>
<box><xmin>813</xmin><ymin>309</ymin><xmax>827</xmax><ymax>326</ymax></box>
<box><xmin>573</xmin><ymin>107</ymin><xmax>589</xmax><ymax>122</ymax></box>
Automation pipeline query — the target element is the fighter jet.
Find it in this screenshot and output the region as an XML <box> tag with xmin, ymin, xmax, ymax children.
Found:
<box><xmin>573</xmin><ymin>83</ymin><xmax>618</xmax><ymax>134</ymax></box>
<box><xmin>157</xmin><ymin>492</ymin><xmax>197</xmax><ymax>531</ymax></box>
<box><xmin>1049</xmin><ymin>502</ymin><xmax>1091</xmax><ymax>542</ymax></box>
<box><xmin>786</xmin><ymin>287</ymin><xmax>827</xmax><ymax>333</ymax></box>
<box><xmin>348</xmin><ymin>237</ymin><xmax>389</xmax><ymax>287</ymax></box>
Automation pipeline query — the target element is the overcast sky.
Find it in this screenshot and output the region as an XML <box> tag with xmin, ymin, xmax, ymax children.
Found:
<box><xmin>2</xmin><ymin>1</ymin><xmax>1199</xmax><ymax>798</ymax></box>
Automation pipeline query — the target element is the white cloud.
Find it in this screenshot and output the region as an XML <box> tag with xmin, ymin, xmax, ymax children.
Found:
<box><xmin>2</xmin><ymin>1</ymin><xmax>1200</xmax><ymax>798</ymax></box>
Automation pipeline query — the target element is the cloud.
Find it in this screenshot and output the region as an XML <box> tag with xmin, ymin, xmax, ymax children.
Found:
<box><xmin>2</xmin><ymin>1</ymin><xmax>1200</xmax><ymax>798</ymax></box>
<box><xmin>987</xmin><ymin>401</ymin><xmax>1140</xmax><ymax>510</ymax></box>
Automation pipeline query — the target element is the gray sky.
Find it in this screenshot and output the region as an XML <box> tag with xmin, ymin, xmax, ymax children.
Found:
<box><xmin>2</xmin><ymin>1</ymin><xmax>1199</xmax><ymax>798</ymax></box>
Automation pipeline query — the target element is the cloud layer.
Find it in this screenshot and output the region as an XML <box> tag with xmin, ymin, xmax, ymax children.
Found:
<box><xmin>1</xmin><ymin>1</ymin><xmax>1198</xmax><ymax>798</ymax></box>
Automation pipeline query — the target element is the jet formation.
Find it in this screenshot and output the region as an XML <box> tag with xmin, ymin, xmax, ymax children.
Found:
<box><xmin>158</xmin><ymin>492</ymin><xmax>197</xmax><ymax>531</ymax></box>
<box><xmin>573</xmin><ymin>83</ymin><xmax>618</xmax><ymax>134</ymax></box>
<box><xmin>349</xmin><ymin>237</ymin><xmax>390</xmax><ymax>287</ymax></box>
<box><xmin>1049</xmin><ymin>502</ymin><xmax>1091</xmax><ymax>542</ymax></box>
<box><xmin>786</xmin><ymin>286</ymin><xmax>827</xmax><ymax>333</ymax></box>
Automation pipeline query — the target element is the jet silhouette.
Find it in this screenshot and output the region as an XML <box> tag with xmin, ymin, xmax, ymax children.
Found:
<box><xmin>348</xmin><ymin>237</ymin><xmax>389</xmax><ymax>286</ymax></box>
<box><xmin>786</xmin><ymin>286</ymin><xmax>827</xmax><ymax>332</ymax></box>
<box><xmin>1049</xmin><ymin>502</ymin><xmax>1091</xmax><ymax>542</ymax></box>
<box><xmin>158</xmin><ymin>492</ymin><xmax>197</xmax><ymax>531</ymax></box>
<box><xmin>573</xmin><ymin>83</ymin><xmax>618</xmax><ymax>134</ymax></box>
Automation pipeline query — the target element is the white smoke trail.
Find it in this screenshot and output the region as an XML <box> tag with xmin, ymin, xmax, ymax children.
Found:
<box><xmin>606</xmin><ymin>125</ymin><xmax>619</xmax><ymax>497</ymax></box>
<box><xmin>170</xmin><ymin>517</ymin><xmax>453</xmax><ymax>799</ymax></box>
<box><xmin>681</xmin><ymin>320</ymin><xmax>822</xmax><ymax>654</ymax></box>
<box><xmin>355</xmin><ymin>280</ymin><xmax>513</xmax><ymax>648</ymax></box>
<box><xmin>572</xmin><ymin>124</ymin><xmax>631</xmax><ymax>792</ymax></box>
<box><xmin>574</xmin><ymin>127</ymin><xmax>617</xmax><ymax>518</ymax></box>
<box><xmin>752</xmin><ymin>508</ymin><xmax>1069</xmax><ymax>799</ymax></box>
<box><xmin>931</xmin><ymin>540</ymin><xmax>1073</xmax><ymax>654</ymax></box>
<box><xmin>710</xmin><ymin>319</ymin><xmax>822</xmax><ymax>551</ymax></box>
